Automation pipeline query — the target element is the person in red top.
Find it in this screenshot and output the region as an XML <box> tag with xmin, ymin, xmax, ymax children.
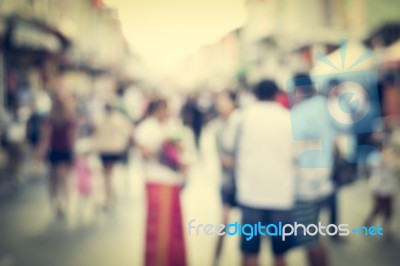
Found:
<box><xmin>37</xmin><ymin>91</ymin><xmax>77</xmax><ymax>219</ymax></box>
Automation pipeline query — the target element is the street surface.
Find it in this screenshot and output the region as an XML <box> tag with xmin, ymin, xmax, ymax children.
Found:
<box><xmin>0</xmin><ymin>127</ymin><xmax>399</xmax><ymax>266</ymax></box>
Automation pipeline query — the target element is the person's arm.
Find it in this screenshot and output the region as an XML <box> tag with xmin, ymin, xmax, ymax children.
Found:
<box><xmin>35</xmin><ymin>118</ymin><xmax>51</xmax><ymax>160</ymax></box>
<box><xmin>139</xmin><ymin>145</ymin><xmax>153</xmax><ymax>161</ymax></box>
<box><xmin>135</xmin><ymin>121</ymin><xmax>156</xmax><ymax>161</ymax></box>
<box><xmin>222</xmin><ymin>110</ymin><xmax>242</xmax><ymax>167</ymax></box>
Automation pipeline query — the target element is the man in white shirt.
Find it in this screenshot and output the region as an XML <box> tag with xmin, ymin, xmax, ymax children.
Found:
<box><xmin>225</xmin><ymin>80</ymin><xmax>295</xmax><ymax>266</ymax></box>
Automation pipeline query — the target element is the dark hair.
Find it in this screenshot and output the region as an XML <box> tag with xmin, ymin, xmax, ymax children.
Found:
<box><xmin>135</xmin><ymin>98</ymin><xmax>167</xmax><ymax>125</ymax></box>
<box><xmin>227</xmin><ymin>91</ymin><xmax>238</xmax><ymax>104</ymax></box>
<box><xmin>254</xmin><ymin>79</ymin><xmax>279</xmax><ymax>101</ymax></box>
<box><xmin>293</xmin><ymin>73</ymin><xmax>315</xmax><ymax>96</ymax></box>
<box><xmin>146</xmin><ymin>99</ymin><xmax>167</xmax><ymax>116</ymax></box>
<box><xmin>219</xmin><ymin>90</ymin><xmax>238</xmax><ymax>106</ymax></box>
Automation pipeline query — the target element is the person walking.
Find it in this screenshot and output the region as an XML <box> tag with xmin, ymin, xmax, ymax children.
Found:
<box><xmin>93</xmin><ymin>103</ymin><xmax>133</xmax><ymax>210</ymax></box>
<box><xmin>37</xmin><ymin>92</ymin><xmax>77</xmax><ymax>219</ymax></box>
<box><xmin>290</xmin><ymin>74</ymin><xmax>337</xmax><ymax>266</ymax></box>
<box><xmin>213</xmin><ymin>91</ymin><xmax>238</xmax><ymax>264</ymax></box>
<box><xmin>136</xmin><ymin>99</ymin><xmax>188</xmax><ymax>266</ymax></box>
<box><xmin>225</xmin><ymin>80</ymin><xmax>295</xmax><ymax>266</ymax></box>
<box><xmin>181</xmin><ymin>94</ymin><xmax>204</xmax><ymax>152</ymax></box>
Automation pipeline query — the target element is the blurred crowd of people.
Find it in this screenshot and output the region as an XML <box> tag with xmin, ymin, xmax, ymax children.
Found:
<box><xmin>0</xmin><ymin>67</ymin><xmax>399</xmax><ymax>266</ymax></box>
<box><xmin>214</xmin><ymin>75</ymin><xmax>400</xmax><ymax>266</ymax></box>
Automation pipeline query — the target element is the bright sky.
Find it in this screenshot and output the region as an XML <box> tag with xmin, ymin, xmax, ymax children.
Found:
<box><xmin>104</xmin><ymin>0</ymin><xmax>246</xmax><ymax>74</ymax></box>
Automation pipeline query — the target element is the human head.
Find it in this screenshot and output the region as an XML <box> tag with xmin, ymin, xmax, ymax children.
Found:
<box><xmin>292</xmin><ymin>73</ymin><xmax>316</xmax><ymax>103</ymax></box>
<box><xmin>253</xmin><ymin>79</ymin><xmax>279</xmax><ymax>101</ymax></box>
<box><xmin>50</xmin><ymin>91</ymin><xmax>74</xmax><ymax>120</ymax></box>
<box><xmin>146</xmin><ymin>98</ymin><xmax>168</xmax><ymax>122</ymax></box>
<box><xmin>216</xmin><ymin>91</ymin><xmax>237</xmax><ymax>118</ymax></box>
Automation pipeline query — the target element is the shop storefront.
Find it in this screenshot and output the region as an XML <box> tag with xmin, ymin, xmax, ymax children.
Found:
<box><xmin>1</xmin><ymin>17</ymin><xmax>69</xmax><ymax>110</ymax></box>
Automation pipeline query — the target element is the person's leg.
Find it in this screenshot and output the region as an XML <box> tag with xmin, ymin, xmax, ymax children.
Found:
<box><xmin>307</xmin><ymin>243</ymin><xmax>328</xmax><ymax>266</ymax></box>
<box><xmin>328</xmin><ymin>192</ymin><xmax>337</xmax><ymax>225</ymax></box>
<box><xmin>122</xmin><ymin>150</ymin><xmax>131</xmax><ymax>196</ymax></box>
<box><xmin>103</xmin><ymin>162</ymin><xmax>114</xmax><ymax>208</ymax></box>
<box><xmin>48</xmin><ymin>165</ymin><xmax>59</xmax><ymax>212</ymax></box>
<box><xmin>326</xmin><ymin>192</ymin><xmax>344</xmax><ymax>242</ymax></box>
<box><xmin>241</xmin><ymin>207</ymin><xmax>262</xmax><ymax>266</ymax></box>
<box><xmin>6</xmin><ymin>143</ymin><xmax>23</xmax><ymax>186</ymax></box>
<box><xmin>365</xmin><ymin>195</ymin><xmax>380</xmax><ymax>227</ymax></box>
<box><xmin>382</xmin><ymin>196</ymin><xmax>393</xmax><ymax>241</ymax></box>
<box><xmin>305</xmin><ymin>199</ymin><xmax>329</xmax><ymax>266</ymax></box>
<box><xmin>273</xmin><ymin>256</ymin><xmax>286</xmax><ymax>266</ymax></box>
<box><xmin>269</xmin><ymin>210</ymin><xmax>293</xmax><ymax>266</ymax></box>
<box><xmin>214</xmin><ymin>205</ymin><xmax>230</xmax><ymax>263</ymax></box>
<box><xmin>243</xmin><ymin>254</ymin><xmax>258</xmax><ymax>266</ymax></box>
<box><xmin>57</xmin><ymin>163</ymin><xmax>72</xmax><ymax>216</ymax></box>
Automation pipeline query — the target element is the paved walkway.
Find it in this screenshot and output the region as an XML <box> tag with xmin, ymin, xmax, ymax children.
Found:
<box><xmin>0</xmin><ymin>127</ymin><xmax>399</xmax><ymax>266</ymax></box>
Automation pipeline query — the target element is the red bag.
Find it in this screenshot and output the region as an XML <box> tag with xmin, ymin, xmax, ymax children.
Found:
<box><xmin>159</xmin><ymin>140</ymin><xmax>181</xmax><ymax>171</ymax></box>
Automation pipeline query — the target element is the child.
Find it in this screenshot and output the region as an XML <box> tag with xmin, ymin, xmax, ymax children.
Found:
<box><xmin>74</xmin><ymin>139</ymin><xmax>95</xmax><ymax>224</ymax></box>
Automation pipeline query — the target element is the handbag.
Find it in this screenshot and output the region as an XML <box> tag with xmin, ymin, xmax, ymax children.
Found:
<box><xmin>159</xmin><ymin>140</ymin><xmax>181</xmax><ymax>171</ymax></box>
<box><xmin>331</xmin><ymin>140</ymin><xmax>357</xmax><ymax>186</ymax></box>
